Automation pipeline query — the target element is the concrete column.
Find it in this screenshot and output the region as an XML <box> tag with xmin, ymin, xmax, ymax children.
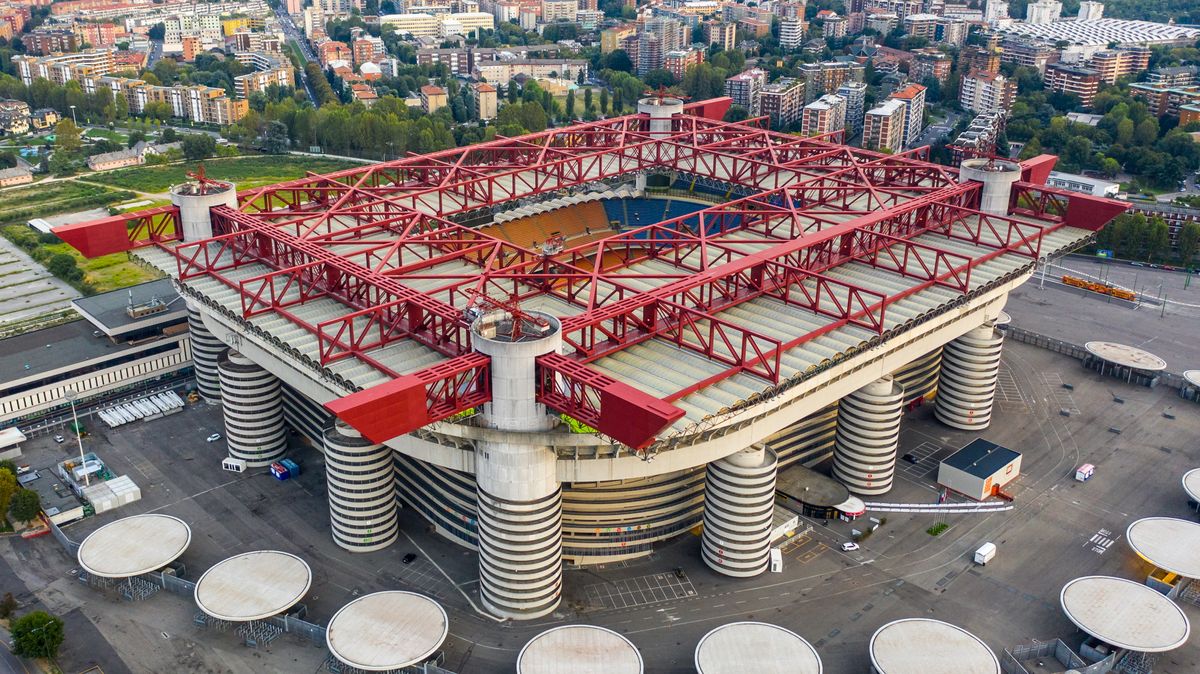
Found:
<box><xmin>701</xmin><ymin>445</ymin><xmax>778</xmax><ymax>577</ymax></box>
<box><xmin>169</xmin><ymin>179</ymin><xmax>238</xmax><ymax>242</ymax></box>
<box><xmin>218</xmin><ymin>350</ymin><xmax>287</xmax><ymax>467</ymax></box>
<box><xmin>958</xmin><ymin>158</ymin><xmax>1022</xmax><ymax>216</ymax></box>
<box><xmin>187</xmin><ymin>303</ymin><xmax>225</xmax><ymax>404</ymax></box>
<box><xmin>637</xmin><ymin>96</ymin><xmax>685</xmax><ymax>139</ymax></box>
<box><xmin>471</xmin><ymin>311</ymin><xmax>564</xmax><ymax>620</ymax></box>
<box><xmin>832</xmin><ymin>376</ymin><xmax>904</xmax><ymax>496</ymax></box>
<box><xmin>935</xmin><ymin>325</ymin><xmax>1004</xmax><ymax>431</ymax></box>
<box><xmin>323</xmin><ymin>422</ymin><xmax>399</xmax><ymax>552</ymax></box>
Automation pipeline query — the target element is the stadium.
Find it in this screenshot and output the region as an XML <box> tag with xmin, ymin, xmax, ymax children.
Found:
<box><xmin>54</xmin><ymin>95</ymin><xmax>1127</xmax><ymax>621</ymax></box>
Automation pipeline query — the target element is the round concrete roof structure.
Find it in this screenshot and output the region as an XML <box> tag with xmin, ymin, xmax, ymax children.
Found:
<box><xmin>994</xmin><ymin>310</ymin><xmax>1011</xmax><ymax>326</ymax></box>
<box><xmin>1184</xmin><ymin>468</ymin><xmax>1200</xmax><ymax>502</ymax></box>
<box><xmin>1185</xmin><ymin>370</ymin><xmax>1200</xmax><ymax>387</ymax></box>
<box><xmin>869</xmin><ymin>619</ymin><xmax>999</xmax><ymax>674</ymax></box>
<box><xmin>1060</xmin><ymin>576</ymin><xmax>1190</xmax><ymax>652</ymax></box>
<box><xmin>517</xmin><ymin>625</ymin><xmax>643</xmax><ymax>674</ymax></box>
<box><xmin>695</xmin><ymin>622</ymin><xmax>821</xmax><ymax>674</ymax></box>
<box><xmin>194</xmin><ymin>551</ymin><xmax>312</xmax><ymax>622</ymax></box>
<box><xmin>1084</xmin><ymin>341</ymin><xmax>1167</xmax><ymax>371</ymax></box>
<box><xmin>326</xmin><ymin>591</ymin><xmax>448</xmax><ymax>672</ymax></box>
<box><xmin>1127</xmin><ymin>517</ymin><xmax>1200</xmax><ymax>579</ymax></box>
<box><xmin>77</xmin><ymin>514</ymin><xmax>191</xmax><ymax>578</ymax></box>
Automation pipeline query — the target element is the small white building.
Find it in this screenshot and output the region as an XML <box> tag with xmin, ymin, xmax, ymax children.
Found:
<box><xmin>1046</xmin><ymin>170</ymin><xmax>1120</xmax><ymax>198</ymax></box>
<box><xmin>937</xmin><ymin>439</ymin><xmax>1021</xmax><ymax>501</ymax></box>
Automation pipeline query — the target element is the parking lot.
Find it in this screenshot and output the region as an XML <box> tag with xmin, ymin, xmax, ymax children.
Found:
<box><xmin>2</xmin><ymin>336</ymin><xmax>1200</xmax><ymax>672</ymax></box>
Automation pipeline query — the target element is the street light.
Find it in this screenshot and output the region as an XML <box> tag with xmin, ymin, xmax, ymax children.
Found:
<box><xmin>69</xmin><ymin>105</ymin><xmax>77</xmax><ymax>126</ymax></box>
<box><xmin>63</xmin><ymin>390</ymin><xmax>89</xmax><ymax>487</ymax></box>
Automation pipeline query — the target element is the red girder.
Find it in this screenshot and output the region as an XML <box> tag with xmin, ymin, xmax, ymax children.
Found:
<box><xmin>51</xmin><ymin>100</ymin><xmax>1130</xmax><ymax>449</ymax></box>
<box><xmin>535</xmin><ymin>352</ymin><xmax>685</xmax><ymax>449</ymax></box>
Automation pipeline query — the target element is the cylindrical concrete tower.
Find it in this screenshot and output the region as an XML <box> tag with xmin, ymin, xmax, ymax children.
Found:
<box><xmin>832</xmin><ymin>376</ymin><xmax>904</xmax><ymax>496</ymax></box>
<box><xmin>935</xmin><ymin>324</ymin><xmax>1004</xmax><ymax>431</ymax></box>
<box><xmin>637</xmin><ymin>96</ymin><xmax>685</xmax><ymax>139</ymax></box>
<box><xmin>471</xmin><ymin>310</ymin><xmax>564</xmax><ymax>620</ymax></box>
<box><xmin>187</xmin><ymin>303</ymin><xmax>226</xmax><ymax>404</ymax></box>
<box><xmin>958</xmin><ymin>158</ymin><xmax>1022</xmax><ymax>216</ymax></box>
<box><xmin>169</xmin><ymin>178</ymin><xmax>238</xmax><ymax>242</ymax></box>
<box><xmin>700</xmin><ymin>445</ymin><xmax>779</xmax><ymax>577</ymax></box>
<box><xmin>323</xmin><ymin>421</ymin><xmax>399</xmax><ymax>552</ymax></box>
<box><xmin>217</xmin><ymin>350</ymin><xmax>287</xmax><ymax>467</ymax></box>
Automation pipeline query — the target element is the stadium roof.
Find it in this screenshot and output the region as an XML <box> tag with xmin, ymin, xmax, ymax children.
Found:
<box><xmin>53</xmin><ymin>98</ymin><xmax>1126</xmax><ymax>450</ymax></box>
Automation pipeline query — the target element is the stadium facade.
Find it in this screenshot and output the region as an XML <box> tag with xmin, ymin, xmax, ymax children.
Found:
<box><xmin>55</xmin><ymin>96</ymin><xmax>1126</xmax><ymax>620</ymax></box>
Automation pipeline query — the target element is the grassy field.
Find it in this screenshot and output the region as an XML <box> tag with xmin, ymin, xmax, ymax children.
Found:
<box><xmin>85</xmin><ymin>128</ymin><xmax>129</xmax><ymax>143</ymax></box>
<box><xmin>100</xmin><ymin>155</ymin><xmax>365</xmax><ymax>193</ymax></box>
<box><xmin>48</xmin><ymin>242</ymin><xmax>162</xmax><ymax>292</ymax></box>
<box><xmin>0</xmin><ymin>181</ymin><xmax>134</xmax><ymax>226</ymax></box>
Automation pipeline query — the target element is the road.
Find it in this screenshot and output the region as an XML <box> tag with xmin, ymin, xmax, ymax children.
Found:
<box><xmin>914</xmin><ymin>110</ymin><xmax>964</xmax><ymax>149</ymax></box>
<box><xmin>1154</xmin><ymin>170</ymin><xmax>1200</xmax><ymax>202</ymax></box>
<box><xmin>271</xmin><ymin>3</ymin><xmax>319</xmax><ymax>105</ymax></box>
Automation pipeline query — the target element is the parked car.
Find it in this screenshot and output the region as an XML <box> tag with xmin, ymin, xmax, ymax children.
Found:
<box><xmin>54</xmin><ymin>434</ymin><xmax>65</xmax><ymax>444</ymax></box>
<box><xmin>206</xmin><ymin>433</ymin><xmax>221</xmax><ymax>442</ymax></box>
<box><xmin>901</xmin><ymin>453</ymin><xmax>918</xmax><ymax>464</ymax></box>
<box><xmin>402</xmin><ymin>553</ymin><xmax>417</xmax><ymax>564</ymax></box>
<box><xmin>841</xmin><ymin>542</ymin><xmax>860</xmax><ymax>552</ymax></box>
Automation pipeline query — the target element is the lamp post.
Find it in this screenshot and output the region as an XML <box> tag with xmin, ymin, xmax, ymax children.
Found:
<box><xmin>69</xmin><ymin>105</ymin><xmax>77</xmax><ymax>126</ymax></box>
<box><xmin>63</xmin><ymin>390</ymin><xmax>89</xmax><ymax>487</ymax></box>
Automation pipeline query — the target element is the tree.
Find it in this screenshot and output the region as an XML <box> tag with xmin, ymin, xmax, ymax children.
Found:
<box><xmin>1178</xmin><ymin>221</ymin><xmax>1200</xmax><ymax>266</ymax></box>
<box><xmin>565</xmin><ymin>89</ymin><xmax>575</xmax><ymax>118</ymax></box>
<box><xmin>0</xmin><ymin>468</ymin><xmax>15</xmax><ymax>524</ymax></box>
<box><xmin>160</xmin><ymin>127</ymin><xmax>177</xmax><ymax>143</ymax></box>
<box><xmin>643</xmin><ymin>68</ymin><xmax>676</xmax><ymax>88</ymax></box>
<box><xmin>599</xmin><ymin>88</ymin><xmax>609</xmax><ymax>114</ymax></box>
<box><xmin>584</xmin><ymin>88</ymin><xmax>593</xmax><ymax>114</ymax></box>
<box><xmin>181</xmin><ymin>134</ymin><xmax>216</xmax><ymax>160</ymax></box>
<box><xmin>127</xmin><ymin>130</ymin><xmax>147</xmax><ymax>148</ymax></box>
<box><xmin>603</xmin><ymin>50</ymin><xmax>633</xmax><ymax>73</ymax></box>
<box><xmin>53</xmin><ymin>119</ymin><xmax>82</xmax><ymax>154</ymax></box>
<box><xmin>46</xmin><ymin>253</ymin><xmax>82</xmax><ymax>283</ymax></box>
<box><xmin>147</xmin><ymin>22</ymin><xmax>165</xmax><ymax>41</ymax></box>
<box><xmin>10</xmin><ymin>611</ymin><xmax>64</xmax><ymax>659</ymax></box>
<box><xmin>8</xmin><ymin>488</ymin><xmax>41</xmax><ymax>525</ymax></box>
<box><xmin>1147</xmin><ymin>218</ymin><xmax>1170</xmax><ymax>261</ymax></box>
<box><xmin>724</xmin><ymin>105</ymin><xmax>749</xmax><ymax>122</ymax></box>
<box><xmin>260</xmin><ymin>120</ymin><xmax>290</xmax><ymax>153</ymax></box>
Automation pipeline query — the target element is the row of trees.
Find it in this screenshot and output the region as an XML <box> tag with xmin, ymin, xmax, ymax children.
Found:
<box><xmin>1092</xmin><ymin>213</ymin><xmax>1200</xmax><ymax>265</ymax></box>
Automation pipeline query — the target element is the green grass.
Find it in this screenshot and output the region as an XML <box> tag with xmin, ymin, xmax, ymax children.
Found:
<box><xmin>99</xmin><ymin>155</ymin><xmax>365</xmax><ymax>193</ymax></box>
<box><xmin>84</xmin><ymin>128</ymin><xmax>129</xmax><ymax>143</ymax></box>
<box><xmin>0</xmin><ymin>181</ymin><xmax>132</xmax><ymax>226</ymax></box>
<box><xmin>41</xmin><ymin>241</ymin><xmax>161</xmax><ymax>293</ymax></box>
<box><xmin>926</xmin><ymin>523</ymin><xmax>949</xmax><ymax>537</ymax></box>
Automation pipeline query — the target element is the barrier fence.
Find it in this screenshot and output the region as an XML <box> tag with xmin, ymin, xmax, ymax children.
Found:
<box><xmin>1004</xmin><ymin>325</ymin><xmax>1191</xmax><ymax>391</ymax></box>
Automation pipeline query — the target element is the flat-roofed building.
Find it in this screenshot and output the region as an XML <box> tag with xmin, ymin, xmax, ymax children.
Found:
<box><xmin>759</xmin><ymin>78</ymin><xmax>805</xmax><ymax>128</ymax></box>
<box><xmin>802</xmin><ymin>94</ymin><xmax>847</xmax><ymax>137</ymax></box>
<box><xmin>960</xmin><ymin>69</ymin><xmax>1016</xmax><ymax>114</ymax></box>
<box><xmin>1044</xmin><ymin>63</ymin><xmax>1101</xmax><ymax>108</ymax></box>
<box><xmin>474</xmin><ymin>82</ymin><xmax>497</xmax><ymax>120</ymax></box>
<box><xmin>421</xmin><ymin>84</ymin><xmax>448</xmax><ymax>113</ymax></box>
<box><xmin>725</xmin><ymin>68</ymin><xmax>767</xmax><ymax>115</ymax></box>
<box><xmin>889</xmin><ymin>83</ymin><xmax>926</xmax><ymax>148</ymax></box>
<box><xmin>862</xmin><ymin>98</ymin><xmax>905</xmax><ymax>151</ymax></box>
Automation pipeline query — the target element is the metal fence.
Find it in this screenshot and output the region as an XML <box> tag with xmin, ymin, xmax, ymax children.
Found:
<box><xmin>1001</xmin><ymin>639</ymin><xmax>1088</xmax><ymax>674</ymax></box>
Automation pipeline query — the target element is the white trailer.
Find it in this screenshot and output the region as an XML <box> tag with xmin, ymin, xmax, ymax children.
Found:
<box><xmin>974</xmin><ymin>542</ymin><xmax>997</xmax><ymax>565</ymax></box>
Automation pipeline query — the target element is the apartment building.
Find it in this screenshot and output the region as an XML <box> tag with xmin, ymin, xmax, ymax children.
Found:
<box><xmin>421</xmin><ymin>84</ymin><xmax>448</xmax><ymax>114</ymax></box>
<box><xmin>780</xmin><ymin>17</ymin><xmax>804</xmax><ymax>50</ymax></box>
<box><xmin>959</xmin><ymin>69</ymin><xmax>1016</xmax><ymax>114</ymax></box>
<box><xmin>475</xmin><ymin>59</ymin><xmax>588</xmax><ymax>82</ymax></box>
<box><xmin>862</xmin><ymin>99</ymin><xmax>906</xmax><ymax>151</ymax></box>
<box><xmin>600</xmin><ymin>23</ymin><xmax>635</xmax><ymax>54</ymax></box>
<box><xmin>1088</xmin><ymin>46</ymin><xmax>1150</xmax><ymax>85</ymax></box>
<box><xmin>797</xmin><ymin>61</ymin><xmax>866</xmax><ymax>103</ymax></box>
<box><xmin>1129</xmin><ymin>83</ymin><xmax>1200</xmax><ymax>117</ymax></box>
<box><xmin>474</xmin><ymin>82</ymin><xmax>497</xmax><ymax>120</ymax></box>
<box><xmin>14</xmin><ymin>50</ymin><xmax>115</xmax><ymax>86</ymax></box>
<box><xmin>664</xmin><ymin>48</ymin><xmax>704</xmax><ymax>81</ymax></box>
<box><xmin>889</xmin><ymin>83</ymin><xmax>926</xmax><ymax>148</ymax></box>
<box><xmin>836</xmin><ymin>80</ymin><xmax>867</xmax><ymax>137</ymax></box>
<box><xmin>911</xmin><ymin>50</ymin><xmax>952</xmax><ymax>84</ymax></box>
<box><xmin>999</xmin><ymin>38</ymin><xmax>1056</xmax><ymax>73</ymax></box>
<box><xmin>22</xmin><ymin>28</ymin><xmax>80</xmax><ymax>55</ymax></box>
<box><xmin>1044</xmin><ymin>63</ymin><xmax>1101</xmax><ymax>108</ymax></box>
<box><xmin>961</xmin><ymin>46</ymin><xmax>1001</xmax><ymax>75</ymax></box>
<box><xmin>1149</xmin><ymin>65</ymin><xmax>1200</xmax><ymax>88</ymax></box>
<box><xmin>706</xmin><ymin>21</ymin><xmax>736</xmax><ymax>51</ymax></box>
<box><xmin>801</xmin><ymin>94</ymin><xmax>847</xmax><ymax>137</ymax></box>
<box><xmin>759</xmin><ymin>78</ymin><xmax>805</xmax><ymax>127</ymax></box>
<box><xmin>725</xmin><ymin>68</ymin><xmax>767</xmax><ymax>115</ymax></box>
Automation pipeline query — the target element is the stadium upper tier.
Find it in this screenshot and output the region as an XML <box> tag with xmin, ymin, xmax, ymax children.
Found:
<box><xmin>54</xmin><ymin>97</ymin><xmax>1125</xmax><ymax>452</ymax></box>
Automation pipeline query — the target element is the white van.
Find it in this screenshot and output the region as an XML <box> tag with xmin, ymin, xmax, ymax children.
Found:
<box><xmin>769</xmin><ymin>548</ymin><xmax>783</xmax><ymax>573</ymax></box>
<box><xmin>974</xmin><ymin>542</ymin><xmax>997</xmax><ymax>565</ymax></box>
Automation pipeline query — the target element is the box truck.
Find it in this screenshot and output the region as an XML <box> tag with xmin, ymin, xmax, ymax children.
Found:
<box><xmin>974</xmin><ymin>542</ymin><xmax>996</xmax><ymax>565</ymax></box>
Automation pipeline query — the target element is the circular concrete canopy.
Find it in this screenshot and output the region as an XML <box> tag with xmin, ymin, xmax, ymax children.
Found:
<box><xmin>1127</xmin><ymin>517</ymin><xmax>1200</xmax><ymax>579</ymax></box>
<box><xmin>1060</xmin><ymin>576</ymin><xmax>1190</xmax><ymax>652</ymax></box>
<box><xmin>1184</xmin><ymin>468</ymin><xmax>1200</xmax><ymax>502</ymax></box>
<box><xmin>1084</xmin><ymin>341</ymin><xmax>1167</xmax><ymax>371</ymax></box>
<box><xmin>517</xmin><ymin>625</ymin><xmax>643</xmax><ymax>674</ymax></box>
<box><xmin>994</xmin><ymin>310</ymin><xmax>1011</xmax><ymax>326</ymax></box>
<box><xmin>77</xmin><ymin>514</ymin><xmax>191</xmax><ymax>578</ymax></box>
<box><xmin>1185</xmin><ymin>370</ymin><xmax>1200</xmax><ymax>387</ymax></box>
<box><xmin>194</xmin><ymin>551</ymin><xmax>311</xmax><ymax>622</ymax></box>
<box><xmin>695</xmin><ymin>622</ymin><xmax>822</xmax><ymax>674</ymax></box>
<box><xmin>869</xmin><ymin>619</ymin><xmax>999</xmax><ymax>674</ymax></box>
<box><xmin>326</xmin><ymin>592</ymin><xmax>448</xmax><ymax>671</ymax></box>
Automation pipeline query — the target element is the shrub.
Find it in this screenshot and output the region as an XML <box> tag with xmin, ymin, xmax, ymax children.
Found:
<box><xmin>10</xmin><ymin>611</ymin><xmax>65</xmax><ymax>659</ymax></box>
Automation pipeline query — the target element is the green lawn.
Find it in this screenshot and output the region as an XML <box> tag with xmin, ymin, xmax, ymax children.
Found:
<box><xmin>0</xmin><ymin>181</ymin><xmax>133</xmax><ymax>226</ymax></box>
<box><xmin>46</xmin><ymin>241</ymin><xmax>162</xmax><ymax>292</ymax></box>
<box><xmin>85</xmin><ymin>128</ymin><xmax>129</xmax><ymax>143</ymax></box>
<box><xmin>99</xmin><ymin>155</ymin><xmax>365</xmax><ymax>193</ymax></box>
